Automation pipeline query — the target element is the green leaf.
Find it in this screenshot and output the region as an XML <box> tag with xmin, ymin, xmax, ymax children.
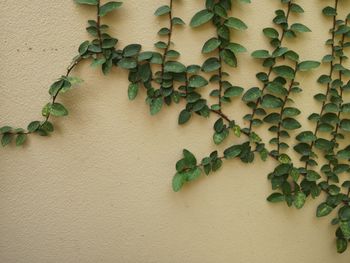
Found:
<box><xmin>251</xmin><ymin>50</ymin><xmax>270</xmax><ymax>59</ymax></box>
<box><xmin>340</xmin><ymin>119</ymin><xmax>350</xmax><ymax>132</ymax></box>
<box><xmin>261</xmin><ymin>94</ymin><xmax>283</xmax><ymax>109</ymax></box>
<box><xmin>172</xmin><ymin>173</ymin><xmax>185</xmax><ymax>192</ymax></box>
<box><xmin>172</xmin><ymin>17</ymin><xmax>185</xmax><ymax>25</ymax></box>
<box><xmin>202</xmin><ymin>38</ymin><xmax>221</xmax><ymax>54</ymax></box>
<box><xmin>1</xmin><ymin>133</ymin><xmax>12</xmax><ymax>147</ymax></box>
<box><xmin>16</xmin><ymin>134</ymin><xmax>27</xmax><ymax>146</ymax></box>
<box><xmin>294</xmin><ymin>191</ymin><xmax>306</xmax><ymax>209</ymax></box>
<box><xmin>75</xmin><ymin>0</ymin><xmax>98</xmax><ymax>5</ymax></box>
<box><xmin>336</xmin><ymin>238</ymin><xmax>348</xmax><ymax>254</ymax></box>
<box><xmin>41</xmin><ymin>121</ymin><xmax>54</xmax><ymax>133</ymax></box>
<box><xmin>315</xmin><ymin>138</ymin><xmax>334</xmax><ymax>151</ymax></box>
<box><xmin>337</xmin><ymin>149</ymin><xmax>350</xmax><ymax>159</ymax></box>
<box><xmin>164</xmin><ymin>61</ymin><xmax>186</xmax><ymax>73</ymax></box>
<box><xmin>298</xmin><ymin>61</ymin><xmax>320</xmax><ymax>71</ymax></box>
<box><xmin>282</xmin><ymin>118</ymin><xmax>301</xmax><ymax>130</ymax></box>
<box><xmin>99</xmin><ymin>1</ymin><xmax>122</xmax><ymax>16</ymax></box>
<box><xmin>220</xmin><ymin>49</ymin><xmax>237</xmax><ymax>67</ymax></box>
<box><xmin>102</xmin><ymin>38</ymin><xmax>118</xmax><ymax>49</ymax></box>
<box><xmin>178</xmin><ymin>110</ymin><xmax>191</xmax><ymax>125</ymax></box>
<box><xmin>123</xmin><ymin>44</ymin><xmax>141</xmax><ymax>57</ymax></box>
<box><xmin>117</xmin><ymin>58</ymin><xmax>137</xmax><ymax>69</ymax></box>
<box><xmin>242</xmin><ymin>87</ymin><xmax>262</xmax><ymax>102</ymax></box>
<box><xmin>225</xmin><ymin>17</ymin><xmax>248</xmax><ymax>31</ymax></box>
<box><xmin>267</xmin><ymin>193</ymin><xmax>285</xmax><ymax>203</ymax></box>
<box><xmin>201</xmin><ymin>58</ymin><xmax>220</xmax><ymax>72</ymax></box>
<box><xmin>154</xmin><ymin>5</ymin><xmax>170</xmax><ymax>16</ymax></box>
<box><xmin>186</xmin><ymin>167</ymin><xmax>202</xmax><ymax>182</ymax></box>
<box><xmin>150</xmin><ymin>98</ymin><xmax>163</xmax><ymax>116</ymax></box>
<box><xmin>50</xmin><ymin>103</ymin><xmax>69</xmax><ymax>117</ymax></box>
<box><xmin>190</xmin><ymin>10</ymin><xmax>214</xmax><ymax>28</ymax></box>
<box><xmin>213</xmin><ymin>129</ymin><xmax>229</xmax><ymax>145</ymax></box>
<box><xmin>322</xmin><ymin>6</ymin><xmax>337</xmax><ymax>16</ymax></box>
<box><xmin>290</xmin><ymin>23</ymin><xmax>311</xmax><ymax>33</ymax></box>
<box><xmin>128</xmin><ymin>83</ymin><xmax>139</xmax><ymax>100</ymax></box>
<box><xmin>181</xmin><ymin>149</ymin><xmax>197</xmax><ymax>169</ymax></box>
<box><xmin>316</xmin><ymin>202</ymin><xmax>333</xmax><ymax>217</ymax></box>
<box><xmin>339</xmin><ymin>206</ymin><xmax>350</xmax><ymax>221</ymax></box>
<box><xmin>0</xmin><ymin>126</ymin><xmax>12</xmax><ymax>133</ymax></box>
<box><xmin>224</xmin><ymin>145</ymin><xmax>242</xmax><ymax>159</ymax></box>
<box><xmin>226</xmin><ymin>43</ymin><xmax>247</xmax><ymax>53</ymax></box>
<box><xmin>273</xmin><ymin>66</ymin><xmax>295</xmax><ymax>79</ymax></box>
<box><xmin>189</xmin><ymin>75</ymin><xmax>208</xmax><ymax>88</ymax></box>
<box><xmin>290</xmin><ymin>3</ymin><xmax>304</xmax><ymax>13</ymax></box>
<box><xmin>340</xmin><ymin>221</ymin><xmax>350</xmax><ymax>239</ymax></box>
<box><xmin>224</xmin><ymin>86</ymin><xmax>244</xmax><ymax>97</ymax></box>
<box><xmin>67</xmin><ymin>76</ymin><xmax>83</xmax><ymax>86</ymax></box>
<box><xmin>263</xmin><ymin>28</ymin><xmax>279</xmax><ymax>39</ymax></box>
<box><xmin>78</xmin><ymin>41</ymin><xmax>90</xmax><ymax>55</ymax></box>
<box><xmin>282</xmin><ymin>107</ymin><xmax>301</xmax><ymax>117</ymax></box>
<box><xmin>306</xmin><ymin>170</ymin><xmax>321</xmax><ymax>182</ymax></box>
<box><xmin>296</xmin><ymin>131</ymin><xmax>316</xmax><ymax>142</ymax></box>
<box><xmin>27</xmin><ymin>121</ymin><xmax>41</xmax><ymax>133</ymax></box>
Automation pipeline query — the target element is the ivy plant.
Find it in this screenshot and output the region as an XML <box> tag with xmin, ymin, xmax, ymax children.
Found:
<box><xmin>1</xmin><ymin>0</ymin><xmax>350</xmax><ymax>254</ymax></box>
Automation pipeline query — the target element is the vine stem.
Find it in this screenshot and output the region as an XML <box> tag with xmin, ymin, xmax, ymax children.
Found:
<box><xmin>218</xmin><ymin>46</ymin><xmax>224</xmax><ymax>110</ymax></box>
<box><xmin>160</xmin><ymin>0</ymin><xmax>173</xmax><ymax>80</ymax></box>
<box><xmin>305</xmin><ymin>0</ymin><xmax>339</xmax><ymax>171</ymax></box>
<box><xmin>2</xmin><ymin>1</ymin><xmax>108</xmax><ymax>137</ymax></box>
<box><xmin>97</xmin><ymin>0</ymin><xmax>103</xmax><ymax>48</ymax></box>
<box><xmin>248</xmin><ymin>1</ymin><xmax>293</xmax><ymax>134</ymax></box>
<box><xmin>4</xmin><ymin>56</ymin><xmax>83</xmax><ymax>136</ymax></box>
<box><xmin>276</xmin><ymin>62</ymin><xmax>298</xmax><ymax>155</ymax></box>
<box><xmin>326</xmin><ymin>18</ymin><xmax>348</xmax><ymax>183</ymax></box>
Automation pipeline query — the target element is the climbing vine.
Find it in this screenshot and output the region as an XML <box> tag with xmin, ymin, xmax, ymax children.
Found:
<box><xmin>1</xmin><ymin>0</ymin><xmax>350</xmax><ymax>254</ymax></box>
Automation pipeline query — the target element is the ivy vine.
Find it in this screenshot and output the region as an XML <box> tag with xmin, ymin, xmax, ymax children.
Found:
<box><xmin>1</xmin><ymin>0</ymin><xmax>350</xmax><ymax>254</ymax></box>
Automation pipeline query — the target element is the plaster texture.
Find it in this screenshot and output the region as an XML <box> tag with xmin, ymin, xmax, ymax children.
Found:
<box><xmin>1</xmin><ymin>0</ymin><xmax>350</xmax><ymax>262</ymax></box>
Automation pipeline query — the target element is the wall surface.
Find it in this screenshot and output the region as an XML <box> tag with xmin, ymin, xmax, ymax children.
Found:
<box><xmin>1</xmin><ymin>0</ymin><xmax>350</xmax><ymax>262</ymax></box>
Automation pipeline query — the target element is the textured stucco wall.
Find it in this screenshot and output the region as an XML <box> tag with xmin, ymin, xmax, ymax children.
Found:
<box><xmin>1</xmin><ymin>0</ymin><xmax>350</xmax><ymax>262</ymax></box>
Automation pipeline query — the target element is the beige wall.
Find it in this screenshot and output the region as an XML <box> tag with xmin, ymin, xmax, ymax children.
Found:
<box><xmin>1</xmin><ymin>0</ymin><xmax>350</xmax><ymax>262</ymax></box>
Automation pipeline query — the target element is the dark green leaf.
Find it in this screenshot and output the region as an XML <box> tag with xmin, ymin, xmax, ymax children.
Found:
<box><xmin>202</xmin><ymin>38</ymin><xmax>221</xmax><ymax>53</ymax></box>
<box><xmin>50</xmin><ymin>103</ymin><xmax>69</xmax><ymax>117</ymax></box>
<box><xmin>298</xmin><ymin>61</ymin><xmax>320</xmax><ymax>71</ymax></box>
<box><xmin>16</xmin><ymin>134</ymin><xmax>27</xmax><ymax>146</ymax></box>
<box><xmin>75</xmin><ymin>0</ymin><xmax>98</xmax><ymax>5</ymax></box>
<box><xmin>267</xmin><ymin>193</ymin><xmax>285</xmax><ymax>203</ymax></box>
<box><xmin>201</xmin><ymin>58</ymin><xmax>220</xmax><ymax>72</ymax></box>
<box><xmin>224</xmin><ymin>145</ymin><xmax>242</xmax><ymax>159</ymax></box>
<box><xmin>316</xmin><ymin>202</ymin><xmax>333</xmax><ymax>217</ymax></box>
<box><xmin>178</xmin><ymin>110</ymin><xmax>191</xmax><ymax>125</ymax></box>
<box><xmin>150</xmin><ymin>98</ymin><xmax>163</xmax><ymax>115</ymax></box>
<box><xmin>225</xmin><ymin>17</ymin><xmax>248</xmax><ymax>31</ymax></box>
<box><xmin>291</xmin><ymin>23</ymin><xmax>311</xmax><ymax>33</ymax></box>
<box><xmin>273</xmin><ymin>65</ymin><xmax>295</xmax><ymax>79</ymax></box>
<box><xmin>99</xmin><ymin>1</ymin><xmax>122</xmax><ymax>17</ymax></box>
<box><xmin>242</xmin><ymin>87</ymin><xmax>262</xmax><ymax>102</ymax></box>
<box><xmin>154</xmin><ymin>5</ymin><xmax>171</xmax><ymax>16</ymax></box>
<box><xmin>164</xmin><ymin>61</ymin><xmax>186</xmax><ymax>73</ymax></box>
<box><xmin>128</xmin><ymin>83</ymin><xmax>139</xmax><ymax>100</ymax></box>
<box><xmin>190</xmin><ymin>10</ymin><xmax>214</xmax><ymax>27</ymax></box>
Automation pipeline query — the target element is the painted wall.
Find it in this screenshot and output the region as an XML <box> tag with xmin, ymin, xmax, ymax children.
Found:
<box><xmin>1</xmin><ymin>0</ymin><xmax>350</xmax><ymax>262</ymax></box>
